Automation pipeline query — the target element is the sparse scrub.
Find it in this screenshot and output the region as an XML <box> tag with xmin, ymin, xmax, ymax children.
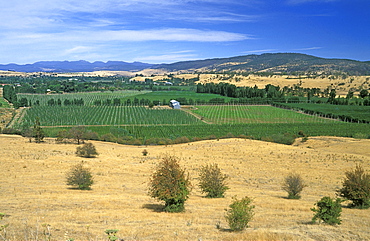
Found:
<box><xmin>76</xmin><ymin>143</ymin><xmax>98</xmax><ymax>158</ymax></box>
<box><xmin>282</xmin><ymin>173</ymin><xmax>307</xmax><ymax>199</ymax></box>
<box><xmin>311</xmin><ymin>196</ymin><xmax>342</xmax><ymax>225</ymax></box>
<box><xmin>148</xmin><ymin>155</ymin><xmax>191</xmax><ymax>212</ymax></box>
<box><xmin>198</xmin><ymin>163</ymin><xmax>229</xmax><ymax>198</ymax></box>
<box><xmin>225</xmin><ymin>196</ymin><xmax>255</xmax><ymax>231</ymax></box>
<box><xmin>337</xmin><ymin>164</ymin><xmax>370</xmax><ymax>208</ymax></box>
<box><xmin>66</xmin><ymin>163</ymin><xmax>94</xmax><ymax>190</ymax></box>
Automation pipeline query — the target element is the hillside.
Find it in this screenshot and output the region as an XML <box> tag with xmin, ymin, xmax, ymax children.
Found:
<box><xmin>0</xmin><ymin>60</ymin><xmax>153</xmax><ymax>73</ymax></box>
<box><xmin>1</xmin><ymin>134</ymin><xmax>369</xmax><ymax>240</ymax></box>
<box><xmin>1</xmin><ymin>53</ymin><xmax>370</xmax><ymax>75</ymax></box>
<box><xmin>155</xmin><ymin>53</ymin><xmax>370</xmax><ymax>75</ymax></box>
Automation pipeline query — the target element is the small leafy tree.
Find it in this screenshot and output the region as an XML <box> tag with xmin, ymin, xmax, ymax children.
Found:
<box><xmin>198</xmin><ymin>163</ymin><xmax>229</xmax><ymax>198</ymax></box>
<box><xmin>148</xmin><ymin>155</ymin><xmax>191</xmax><ymax>212</ymax></box>
<box><xmin>69</xmin><ymin>126</ymin><xmax>86</xmax><ymax>145</ymax></box>
<box><xmin>311</xmin><ymin>196</ymin><xmax>342</xmax><ymax>225</ymax></box>
<box><xmin>225</xmin><ymin>196</ymin><xmax>254</xmax><ymax>231</ymax></box>
<box><xmin>76</xmin><ymin>143</ymin><xmax>98</xmax><ymax>158</ymax></box>
<box><xmin>33</xmin><ymin>118</ymin><xmax>45</xmax><ymax>143</ymax></box>
<box><xmin>282</xmin><ymin>173</ymin><xmax>307</xmax><ymax>199</ymax></box>
<box><xmin>337</xmin><ymin>164</ymin><xmax>370</xmax><ymax>208</ymax></box>
<box><xmin>66</xmin><ymin>163</ymin><xmax>94</xmax><ymax>190</ymax></box>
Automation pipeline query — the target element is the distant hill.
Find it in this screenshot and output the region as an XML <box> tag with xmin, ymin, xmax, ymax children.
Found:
<box><xmin>0</xmin><ymin>60</ymin><xmax>153</xmax><ymax>72</ymax></box>
<box><xmin>1</xmin><ymin>53</ymin><xmax>370</xmax><ymax>75</ymax></box>
<box><xmin>154</xmin><ymin>53</ymin><xmax>370</xmax><ymax>75</ymax></box>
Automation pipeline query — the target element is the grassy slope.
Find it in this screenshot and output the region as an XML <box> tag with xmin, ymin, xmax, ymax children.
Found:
<box><xmin>0</xmin><ymin>135</ymin><xmax>369</xmax><ymax>240</ymax></box>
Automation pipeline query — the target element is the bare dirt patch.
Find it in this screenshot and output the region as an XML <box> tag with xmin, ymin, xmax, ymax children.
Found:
<box><xmin>0</xmin><ymin>135</ymin><xmax>369</xmax><ymax>240</ymax></box>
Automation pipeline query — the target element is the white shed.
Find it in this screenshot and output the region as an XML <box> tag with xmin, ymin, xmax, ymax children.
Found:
<box><xmin>169</xmin><ymin>100</ymin><xmax>181</xmax><ymax>109</ymax></box>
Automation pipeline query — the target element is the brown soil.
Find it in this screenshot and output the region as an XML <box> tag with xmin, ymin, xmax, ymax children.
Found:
<box><xmin>0</xmin><ymin>135</ymin><xmax>369</xmax><ymax>240</ymax></box>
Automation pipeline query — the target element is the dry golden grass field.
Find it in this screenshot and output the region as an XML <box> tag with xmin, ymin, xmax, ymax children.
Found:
<box><xmin>1</xmin><ymin>134</ymin><xmax>369</xmax><ymax>240</ymax></box>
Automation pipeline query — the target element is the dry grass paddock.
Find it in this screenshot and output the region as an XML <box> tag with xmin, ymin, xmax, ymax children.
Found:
<box><xmin>0</xmin><ymin>134</ymin><xmax>369</xmax><ymax>240</ymax></box>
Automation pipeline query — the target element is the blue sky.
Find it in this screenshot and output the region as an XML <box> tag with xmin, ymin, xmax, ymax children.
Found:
<box><xmin>1</xmin><ymin>0</ymin><xmax>369</xmax><ymax>64</ymax></box>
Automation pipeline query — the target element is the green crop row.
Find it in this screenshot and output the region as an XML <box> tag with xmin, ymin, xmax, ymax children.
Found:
<box><xmin>274</xmin><ymin>103</ymin><xmax>370</xmax><ymax>123</ymax></box>
<box><xmin>17</xmin><ymin>90</ymin><xmax>148</xmax><ymax>106</ymax></box>
<box><xmin>190</xmin><ymin>105</ymin><xmax>337</xmax><ymax>124</ymax></box>
<box><xmin>14</xmin><ymin>106</ymin><xmax>204</xmax><ymax>127</ymax></box>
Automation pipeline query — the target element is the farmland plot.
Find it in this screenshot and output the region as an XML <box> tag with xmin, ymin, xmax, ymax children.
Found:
<box><xmin>190</xmin><ymin>105</ymin><xmax>337</xmax><ymax>124</ymax></box>
<box><xmin>18</xmin><ymin>90</ymin><xmax>148</xmax><ymax>106</ymax></box>
<box><xmin>15</xmin><ymin>106</ymin><xmax>204</xmax><ymax>127</ymax></box>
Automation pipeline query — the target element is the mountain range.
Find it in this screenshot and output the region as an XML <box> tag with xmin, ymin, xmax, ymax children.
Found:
<box><xmin>1</xmin><ymin>53</ymin><xmax>370</xmax><ymax>75</ymax></box>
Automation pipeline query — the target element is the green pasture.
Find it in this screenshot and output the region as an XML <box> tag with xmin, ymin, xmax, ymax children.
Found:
<box><xmin>43</xmin><ymin>122</ymin><xmax>370</xmax><ymax>142</ymax></box>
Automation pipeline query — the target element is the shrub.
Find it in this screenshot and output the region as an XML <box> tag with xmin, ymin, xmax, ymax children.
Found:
<box><xmin>33</xmin><ymin>118</ymin><xmax>45</xmax><ymax>143</ymax></box>
<box><xmin>337</xmin><ymin>164</ymin><xmax>370</xmax><ymax>208</ymax></box>
<box><xmin>198</xmin><ymin>163</ymin><xmax>229</xmax><ymax>198</ymax></box>
<box><xmin>225</xmin><ymin>196</ymin><xmax>254</xmax><ymax>231</ymax></box>
<box><xmin>100</xmin><ymin>133</ymin><xmax>117</xmax><ymax>142</ymax></box>
<box><xmin>148</xmin><ymin>155</ymin><xmax>191</xmax><ymax>212</ymax></box>
<box><xmin>66</xmin><ymin>163</ymin><xmax>94</xmax><ymax>190</ymax></box>
<box><xmin>105</xmin><ymin>229</ymin><xmax>119</xmax><ymax>241</ymax></box>
<box><xmin>142</xmin><ymin>149</ymin><xmax>148</xmax><ymax>156</ymax></box>
<box><xmin>311</xmin><ymin>196</ymin><xmax>342</xmax><ymax>225</ymax></box>
<box><xmin>68</xmin><ymin>126</ymin><xmax>87</xmax><ymax>145</ymax></box>
<box><xmin>282</xmin><ymin>173</ymin><xmax>307</xmax><ymax>199</ymax></box>
<box><xmin>76</xmin><ymin>143</ymin><xmax>98</xmax><ymax>158</ymax></box>
<box><xmin>56</xmin><ymin>129</ymin><xmax>69</xmax><ymax>143</ymax></box>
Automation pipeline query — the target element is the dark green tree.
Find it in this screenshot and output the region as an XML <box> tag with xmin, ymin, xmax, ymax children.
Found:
<box><xmin>311</xmin><ymin>196</ymin><xmax>342</xmax><ymax>225</ymax></box>
<box><xmin>337</xmin><ymin>164</ymin><xmax>370</xmax><ymax>208</ymax></box>
<box><xmin>33</xmin><ymin>118</ymin><xmax>45</xmax><ymax>143</ymax></box>
<box><xmin>359</xmin><ymin>89</ymin><xmax>369</xmax><ymax>99</ymax></box>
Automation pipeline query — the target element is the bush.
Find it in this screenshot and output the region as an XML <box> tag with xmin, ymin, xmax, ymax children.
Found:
<box><xmin>198</xmin><ymin>163</ymin><xmax>229</xmax><ymax>198</ymax></box>
<box><xmin>66</xmin><ymin>163</ymin><xmax>94</xmax><ymax>190</ymax></box>
<box><xmin>262</xmin><ymin>133</ymin><xmax>296</xmax><ymax>145</ymax></box>
<box><xmin>337</xmin><ymin>164</ymin><xmax>370</xmax><ymax>208</ymax></box>
<box><xmin>148</xmin><ymin>155</ymin><xmax>191</xmax><ymax>212</ymax></box>
<box><xmin>225</xmin><ymin>196</ymin><xmax>255</xmax><ymax>231</ymax></box>
<box><xmin>76</xmin><ymin>143</ymin><xmax>98</xmax><ymax>158</ymax></box>
<box><xmin>282</xmin><ymin>173</ymin><xmax>307</xmax><ymax>199</ymax></box>
<box><xmin>311</xmin><ymin>196</ymin><xmax>342</xmax><ymax>225</ymax></box>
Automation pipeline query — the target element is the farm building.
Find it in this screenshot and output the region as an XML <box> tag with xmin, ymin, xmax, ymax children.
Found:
<box><xmin>169</xmin><ymin>100</ymin><xmax>181</xmax><ymax>109</ymax></box>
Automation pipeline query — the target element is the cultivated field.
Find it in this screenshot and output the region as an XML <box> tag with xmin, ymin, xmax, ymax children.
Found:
<box><xmin>0</xmin><ymin>135</ymin><xmax>369</xmax><ymax>240</ymax></box>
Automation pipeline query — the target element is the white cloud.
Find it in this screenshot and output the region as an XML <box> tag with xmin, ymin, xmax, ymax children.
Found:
<box><xmin>294</xmin><ymin>47</ymin><xmax>322</xmax><ymax>51</ymax></box>
<box><xmin>6</xmin><ymin>28</ymin><xmax>248</xmax><ymax>43</ymax></box>
<box><xmin>63</xmin><ymin>46</ymin><xmax>94</xmax><ymax>55</ymax></box>
<box><xmin>286</xmin><ymin>0</ymin><xmax>337</xmax><ymax>4</ymax></box>
<box><xmin>242</xmin><ymin>49</ymin><xmax>278</xmax><ymax>54</ymax></box>
<box><xmin>134</xmin><ymin>53</ymin><xmax>198</xmax><ymax>63</ymax></box>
